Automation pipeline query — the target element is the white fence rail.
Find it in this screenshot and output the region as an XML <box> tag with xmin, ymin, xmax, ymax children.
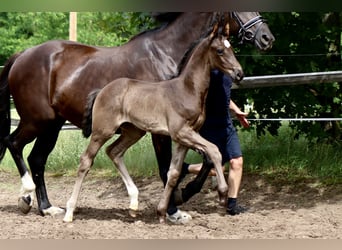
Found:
<box><xmin>233</xmin><ymin>70</ymin><xmax>342</xmax><ymax>89</ymax></box>
<box><xmin>6</xmin><ymin>70</ymin><xmax>342</xmax><ymax>129</ymax></box>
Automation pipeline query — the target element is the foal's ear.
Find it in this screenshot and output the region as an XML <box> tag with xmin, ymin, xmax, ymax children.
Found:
<box><xmin>210</xmin><ymin>23</ymin><xmax>219</xmax><ymax>39</ymax></box>
<box><xmin>225</xmin><ymin>23</ymin><xmax>230</xmax><ymax>37</ymax></box>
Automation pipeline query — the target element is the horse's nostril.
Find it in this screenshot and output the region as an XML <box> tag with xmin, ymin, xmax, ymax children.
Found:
<box><xmin>262</xmin><ymin>34</ymin><xmax>270</xmax><ymax>42</ymax></box>
<box><xmin>234</xmin><ymin>69</ymin><xmax>244</xmax><ymax>82</ymax></box>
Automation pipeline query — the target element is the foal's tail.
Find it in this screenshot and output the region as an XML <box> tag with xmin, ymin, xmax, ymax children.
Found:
<box><xmin>0</xmin><ymin>53</ymin><xmax>21</xmax><ymax>161</ymax></box>
<box><xmin>82</xmin><ymin>89</ymin><xmax>100</xmax><ymax>138</ymax></box>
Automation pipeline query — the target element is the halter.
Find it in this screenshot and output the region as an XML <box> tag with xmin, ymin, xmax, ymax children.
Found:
<box><xmin>231</xmin><ymin>12</ymin><xmax>266</xmax><ymax>44</ymax></box>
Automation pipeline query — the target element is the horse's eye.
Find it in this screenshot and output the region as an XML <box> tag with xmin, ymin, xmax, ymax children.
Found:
<box><xmin>244</xmin><ymin>30</ymin><xmax>254</xmax><ymax>40</ymax></box>
<box><xmin>216</xmin><ymin>48</ymin><xmax>224</xmax><ymax>56</ymax></box>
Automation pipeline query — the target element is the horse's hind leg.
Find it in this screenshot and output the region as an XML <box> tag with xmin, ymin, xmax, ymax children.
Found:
<box><xmin>157</xmin><ymin>143</ymin><xmax>188</xmax><ymax>223</ymax></box>
<box><xmin>27</xmin><ymin>119</ymin><xmax>65</xmax><ymax>216</ymax></box>
<box><xmin>4</xmin><ymin>124</ymin><xmax>39</xmax><ymax>214</ymax></box>
<box><xmin>105</xmin><ymin>123</ymin><xmax>146</xmax><ymax>217</ymax></box>
<box><xmin>151</xmin><ymin>134</ymin><xmax>181</xmax><ymax>215</ymax></box>
<box><xmin>64</xmin><ymin>132</ymin><xmax>110</xmax><ymax>223</ymax></box>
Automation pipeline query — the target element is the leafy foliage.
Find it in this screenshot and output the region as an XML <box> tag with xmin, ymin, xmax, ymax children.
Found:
<box><xmin>232</xmin><ymin>12</ymin><xmax>342</xmax><ymax>144</ymax></box>
<box><xmin>0</xmin><ymin>12</ymin><xmax>69</xmax><ymax>64</ymax></box>
<box><xmin>0</xmin><ymin>12</ymin><xmax>156</xmax><ymax>64</ymax></box>
<box><xmin>0</xmin><ymin>12</ymin><xmax>341</xmax><ymax>143</ymax></box>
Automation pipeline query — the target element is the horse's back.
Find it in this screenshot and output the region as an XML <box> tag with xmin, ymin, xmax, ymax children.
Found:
<box><xmin>8</xmin><ymin>40</ymin><xmax>120</xmax><ymax>126</ymax></box>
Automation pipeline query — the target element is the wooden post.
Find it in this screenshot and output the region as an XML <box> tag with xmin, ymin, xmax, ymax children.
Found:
<box><xmin>69</xmin><ymin>12</ymin><xmax>77</xmax><ymax>41</ymax></box>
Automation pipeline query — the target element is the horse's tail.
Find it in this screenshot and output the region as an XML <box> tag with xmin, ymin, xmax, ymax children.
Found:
<box><xmin>82</xmin><ymin>89</ymin><xmax>100</xmax><ymax>138</ymax></box>
<box><xmin>0</xmin><ymin>52</ymin><xmax>20</xmax><ymax>161</ymax></box>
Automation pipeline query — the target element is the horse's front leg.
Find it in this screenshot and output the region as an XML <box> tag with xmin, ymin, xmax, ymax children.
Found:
<box><xmin>157</xmin><ymin>143</ymin><xmax>188</xmax><ymax>223</ymax></box>
<box><xmin>28</xmin><ymin>122</ymin><xmax>66</xmax><ymax>217</ymax></box>
<box><xmin>173</xmin><ymin>128</ymin><xmax>228</xmax><ymax>207</ymax></box>
<box><xmin>151</xmin><ymin>134</ymin><xmax>172</xmax><ymax>186</ymax></box>
<box><xmin>106</xmin><ymin>124</ymin><xmax>146</xmax><ymax>217</ymax></box>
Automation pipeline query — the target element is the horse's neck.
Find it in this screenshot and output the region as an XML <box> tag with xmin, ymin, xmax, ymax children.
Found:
<box><xmin>180</xmin><ymin>38</ymin><xmax>212</xmax><ymax>94</ymax></box>
<box><xmin>152</xmin><ymin>12</ymin><xmax>215</xmax><ymax>64</ymax></box>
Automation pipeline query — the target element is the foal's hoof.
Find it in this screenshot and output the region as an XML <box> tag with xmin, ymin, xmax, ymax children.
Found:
<box><xmin>218</xmin><ymin>197</ymin><xmax>227</xmax><ymax>207</ymax></box>
<box><xmin>129</xmin><ymin>208</ymin><xmax>138</xmax><ymax>218</ymax></box>
<box><xmin>18</xmin><ymin>196</ymin><xmax>32</xmax><ymax>214</ymax></box>
<box><xmin>159</xmin><ymin>216</ymin><xmax>166</xmax><ymax>224</ymax></box>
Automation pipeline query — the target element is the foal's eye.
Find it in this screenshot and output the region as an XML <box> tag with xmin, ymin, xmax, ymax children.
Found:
<box><xmin>216</xmin><ymin>48</ymin><xmax>224</xmax><ymax>55</ymax></box>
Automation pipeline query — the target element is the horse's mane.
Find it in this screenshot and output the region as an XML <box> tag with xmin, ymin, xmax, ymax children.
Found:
<box><xmin>128</xmin><ymin>12</ymin><xmax>183</xmax><ymax>42</ymax></box>
<box><xmin>151</xmin><ymin>12</ymin><xmax>183</xmax><ymax>23</ymax></box>
<box><xmin>174</xmin><ymin>13</ymin><xmax>224</xmax><ymax>78</ymax></box>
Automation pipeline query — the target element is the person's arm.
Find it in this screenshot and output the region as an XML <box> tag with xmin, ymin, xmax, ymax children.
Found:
<box><xmin>229</xmin><ymin>100</ymin><xmax>250</xmax><ymax>128</ymax></box>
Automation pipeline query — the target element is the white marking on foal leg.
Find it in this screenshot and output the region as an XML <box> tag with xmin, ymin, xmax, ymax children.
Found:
<box><xmin>63</xmin><ymin>198</ymin><xmax>76</xmax><ymax>223</ymax></box>
<box><xmin>127</xmin><ymin>185</ymin><xmax>139</xmax><ymax>217</ymax></box>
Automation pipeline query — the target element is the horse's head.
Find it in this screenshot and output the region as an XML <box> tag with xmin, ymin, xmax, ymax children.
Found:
<box><xmin>208</xmin><ymin>21</ymin><xmax>244</xmax><ymax>84</ymax></box>
<box><xmin>229</xmin><ymin>12</ymin><xmax>275</xmax><ymax>51</ymax></box>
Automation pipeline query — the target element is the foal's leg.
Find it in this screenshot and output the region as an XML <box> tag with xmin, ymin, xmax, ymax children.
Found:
<box><xmin>151</xmin><ymin>134</ymin><xmax>181</xmax><ymax>214</ymax></box>
<box><xmin>157</xmin><ymin>143</ymin><xmax>188</xmax><ymax>223</ymax></box>
<box><xmin>174</xmin><ymin>128</ymin><xmax>228</xmax><ymax>206</ymax></box>
<box><xmin>106</xmin><ymin>124</ymin><xmax>146</xmax><ymax>217</ymax></box>
<box><xmin>63</xmin><ymin>133</ymin><xmax>110</xmax><ymax>222</ymax></box>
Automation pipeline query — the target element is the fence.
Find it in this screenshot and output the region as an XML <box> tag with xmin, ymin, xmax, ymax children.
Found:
<box><xmin>6</xmin><ymin>70</ymin><xmax>342</xmax><ymax>129</ymax></box>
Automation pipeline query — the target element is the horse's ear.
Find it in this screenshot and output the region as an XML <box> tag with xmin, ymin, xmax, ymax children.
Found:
<box><xmin>210</xmin><ymin>23</ymin><xmax>219</xmax><ymax>39</ymax></box>
<box><xmin>225</xmin><ymin>23</ymin><xmax>230</xmax><ymax>37</ymax></box>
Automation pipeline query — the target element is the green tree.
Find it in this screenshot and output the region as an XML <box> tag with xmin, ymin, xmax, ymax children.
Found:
<box><xmin>233</xmin><ymin>12</ymin><xmax>342</xmax><ymax>144</ymax></box>
<box><xmin>0</xmin><ymin>12</ymin><xmax>156</xmax><ymax>64</ymax></box>
<box><xmin>0</xmin><ymin>12</ymin><xmax>69</xmax><ymax>64</ymax></box>
<box><xmin>77</xmin><ymin>12</ymin><xmax>155</xmax><ymax>46</ymax></box>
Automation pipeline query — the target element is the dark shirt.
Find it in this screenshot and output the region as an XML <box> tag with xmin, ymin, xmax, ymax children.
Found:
<box><xmin>200</xmin><ymin>69</ymin><xmax>233</xmax><ymax>131</ymax></box>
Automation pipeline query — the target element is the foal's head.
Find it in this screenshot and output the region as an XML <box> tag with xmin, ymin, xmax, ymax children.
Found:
<box><xmin>208</xmin><ymin>22</ymin><xmax>244</xmax><ymax>83</ymax></box>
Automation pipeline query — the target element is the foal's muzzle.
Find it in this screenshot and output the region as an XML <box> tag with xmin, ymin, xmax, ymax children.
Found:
<box><xmin>233</xmin><ymin>68</ymin><xmax>244</xmax><ymax>83</ymax></box>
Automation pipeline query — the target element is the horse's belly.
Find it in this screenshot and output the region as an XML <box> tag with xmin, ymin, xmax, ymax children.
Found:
<box><xmin>128</xmin><ymin>113</ymin><xmax>169</xmax><ymax>136</ymax></box>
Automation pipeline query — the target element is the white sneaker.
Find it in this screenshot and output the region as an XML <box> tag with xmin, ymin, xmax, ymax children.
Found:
<box><xmin>166</xmin><ymin>209</ymin><xmax>192</xmax><ymax>224</ymax></box>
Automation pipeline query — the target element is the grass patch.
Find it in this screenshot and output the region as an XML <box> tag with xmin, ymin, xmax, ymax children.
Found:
<box><xmin>241</xmin><ymin>123</ymin><xmax>342</xmax><ymax>185</ymax></box>
<box><xmin>1</xmin><ymin>121</ymin><xmax>341</xmax><ymax>185</ymax></box>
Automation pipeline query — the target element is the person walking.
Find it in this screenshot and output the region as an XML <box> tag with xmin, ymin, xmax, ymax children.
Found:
<box><xmin>168</xmin><ymin>69</ymin><xmax>249</xmax><ymax>223</ymax></box>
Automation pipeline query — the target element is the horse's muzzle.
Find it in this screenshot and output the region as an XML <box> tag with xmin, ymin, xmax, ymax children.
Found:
<box><xmin>233</xmin><ymin>68</ymin><xmax>244</xmax><ymax>83</ymax></box>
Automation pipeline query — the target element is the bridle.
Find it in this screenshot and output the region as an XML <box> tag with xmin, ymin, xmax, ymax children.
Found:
<box><xmin>231</xmin><ymin>12</ymin><xmax>266</xmax><ymax>44</ymax></box>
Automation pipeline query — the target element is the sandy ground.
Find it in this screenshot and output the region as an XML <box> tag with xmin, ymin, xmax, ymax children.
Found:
<box><xmin>0</xmin><ymin>170</ymin><xmax>341</xmax><ymax>239</ymax></box>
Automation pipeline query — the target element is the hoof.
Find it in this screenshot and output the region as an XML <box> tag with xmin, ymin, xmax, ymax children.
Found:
<box><xmin>218</xmin><ymin>198</ymin><xmax>227</xmax><ymax>207</ymax></box>
<box><xmin>63</xmin><ymin>215</ymin><xmax>73</xmax><ymax>223</ymax></box>
<box><xmin>129</xmin><ymin>209</ymin><xmax>138</xmax><ymax>218</ymax></box>
<box><xmin>42</xmin><ymin>206</ymin><xmax>65</xmax><ymax>217</ymax></box>
<box><xmin>18</xmin><ymin>196</ymin><xmax>32</xmax><ymax>214</ymax></box>
<box><xmin>159</xmin><ymin>216</ymin><xmax>166</xmax><ymax>224</ymax></box>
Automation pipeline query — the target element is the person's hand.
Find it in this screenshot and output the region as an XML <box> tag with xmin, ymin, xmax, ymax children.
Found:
<box><xmin>235</xmin><ymin>111</ymin><xmax>250</xmax><ymax>128</ymax></box>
